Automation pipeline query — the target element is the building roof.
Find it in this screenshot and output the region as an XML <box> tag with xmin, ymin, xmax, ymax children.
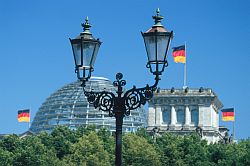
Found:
<box><xmin>150</xmin><ymin>87</ymin><xmax>223</xmax><ymax>111</ymax></box>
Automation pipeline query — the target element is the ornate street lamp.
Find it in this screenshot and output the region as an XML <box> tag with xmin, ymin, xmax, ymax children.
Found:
<box><xmin>142</xmin><ymin>8</ymin><xmax>173</xmax><ymax>77</ymax></box>
<box><xmin>69</xmin><ymin>17</ymin><xmax>101</xmax><ymax>83</ymax></box>
<box><xmin>70</xmin><ymin>9</ymin><xmax>173</xmax><ymax>166</ymax></box>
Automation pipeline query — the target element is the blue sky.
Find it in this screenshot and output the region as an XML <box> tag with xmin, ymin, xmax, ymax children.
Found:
<box><xmin>0</xmin><ymin>0</ymin><xmax>249</xmax><ymax>139</ymax></box>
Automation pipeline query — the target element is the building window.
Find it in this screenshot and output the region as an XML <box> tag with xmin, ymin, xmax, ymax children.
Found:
<box><xmin>177</xmin><ymin>108</ymin><xmax>185</xmax><ymax>124</ymax></box>
<box><xmin>162</xmin><ymin>108</ymin><xmax>170</xmax><ymax>124</ymax></box>
<box><xmin>191</xmin><ymin>109</ymin><xmax>199</xmax><ymax>126</ymax></box>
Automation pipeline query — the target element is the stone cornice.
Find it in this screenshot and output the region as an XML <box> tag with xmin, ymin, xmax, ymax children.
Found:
<box><xmin>149</xmin><ymin>88</ymin><xmax>223</xmax><ymax>110</ymax></box>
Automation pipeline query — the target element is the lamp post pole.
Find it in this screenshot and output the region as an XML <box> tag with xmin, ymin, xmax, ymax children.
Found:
<box><xmin>70</xmin><ymin>9</ymin><xmax>173</xmax><ymax>166</ymax></box>
<box><xmin>113</xmin><ymin>73</ymin><xmax>126</xmax><ymax>166</ymax></box>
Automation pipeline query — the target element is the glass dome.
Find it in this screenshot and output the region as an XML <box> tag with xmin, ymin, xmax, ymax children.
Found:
<box><xmin>30</xmin><ymin>77</ymin><xmax>147</xmax><ymax>133</ymax></box>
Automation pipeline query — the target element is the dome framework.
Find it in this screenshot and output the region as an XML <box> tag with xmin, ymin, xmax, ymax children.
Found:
<box><xmin>30</xmin><ymin>77</ymin><xmax>146</xmax><ymax>133</ymax></box>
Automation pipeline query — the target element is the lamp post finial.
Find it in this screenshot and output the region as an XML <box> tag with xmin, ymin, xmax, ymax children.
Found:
<box><xmin>152</xmin><ymin>8</ymin><xmax>164</xmax><ymax>27</ymax></box>
<box><xmin>81</xmin><ymin>16</ymin><xmax>92</xmax><ymax>34</ymax></box>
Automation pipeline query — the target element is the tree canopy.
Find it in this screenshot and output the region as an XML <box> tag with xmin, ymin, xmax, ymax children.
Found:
<box><xmin>0</xmin><ymin>126</ymin><xmax>249</xmax><ymax>166</ymax></box>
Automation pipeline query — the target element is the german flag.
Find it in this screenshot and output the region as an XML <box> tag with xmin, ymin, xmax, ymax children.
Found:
<box><xmin>18</xmin><ymin>109</ymin><xmax>30</xmax><ymax>122</ymax></box>
<box><xmin>172</xmin><ymin>45</ymin><xmax>186</xmax><ymax>63</ymax></box>
<box><xmin>221</xmin><ymin>108</ymin><xmax>234</xmax><ymax>121</ymax></box>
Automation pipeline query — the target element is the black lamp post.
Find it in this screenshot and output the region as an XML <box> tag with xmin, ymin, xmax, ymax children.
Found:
<box><xmin>70</xmin><ymin>9</ymin><xmax>173</xmax><ymax>166</ymax></box>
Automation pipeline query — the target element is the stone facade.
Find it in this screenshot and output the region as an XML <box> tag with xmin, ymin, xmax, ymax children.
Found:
<box><xmin>147</xmin><ymin>87</ymin><xmax>225</xmax><ymax>143</ymax></box>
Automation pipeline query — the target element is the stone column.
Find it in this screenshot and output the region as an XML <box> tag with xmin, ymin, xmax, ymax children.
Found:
<box><xmin>184</xmin><ymin>106</ymin><xmax>191</xmax><ymax>129</ymax></box>
<box><xmin>170</xmin><ymin>105</ymin><xmax>176</xmax><ymax>129</ymax></box>
<box><xmin>199</xmin><ymin>106</ymin><xmax>206</xmax><ymax>127</ymax></box>
<box><xmin>155</xmin><ymin>106</ymin><xmax>161</xmax><ymax>126</ymax></box>
<box><xmin>148</xmin><ymin>106</ymin><xmax>156</xmax><ymax>127</ymax></box>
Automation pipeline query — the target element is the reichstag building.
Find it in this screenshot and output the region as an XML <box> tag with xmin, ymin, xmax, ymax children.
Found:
<box><xmin>30</xmin><ymin>77</ymin><xmax>228</xmax><ymax>143</ymax></box>
<box><xmin>147</xmin><ymin>88</ymin><xmax>227</xmax><ymax>143</ymax></box>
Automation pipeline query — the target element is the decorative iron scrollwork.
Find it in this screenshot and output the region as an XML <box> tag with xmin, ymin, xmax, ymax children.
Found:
<box><xmin>83</xmin><ymin>73</ymin><xmax>159</xmax><ymax>118</ymax></box>
<box><xmin>113</xmin><ymin>73</ymin><xmax>126</xmax><ymax>88</ymax></box>
<box><xmin>124</xmin><ymin>84</ymin><xmax>156</xmax><ymax>111</ymax></box>
<box><xmin>84</xmin><ymin>91</ymin><xmax>115</xmax><ymax>112</ymax></box>
<box><xmin>125</xmin><ymin>88</ymin><xmax>142</xmax><ymax>110</ymax></box>
<box><xmin>97</xmin><ymin>92</ymin><xmax>114</xmax><ymax>112</ymax></box>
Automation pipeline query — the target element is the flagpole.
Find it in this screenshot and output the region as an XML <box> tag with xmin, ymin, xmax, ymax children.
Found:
<box><xmin>232</xmin><ymin>121</ymin><xmax>235</xmax><ymax>141</ymax></box>
<box><xmin>28</xmin><ymin>108</ymin><xmax>31</xmax><ymax>130</ymax></box>
<box><xmin>183</xmin><ymin>41</ymin><xmax>187</xmax><ymax>88</ymax></box>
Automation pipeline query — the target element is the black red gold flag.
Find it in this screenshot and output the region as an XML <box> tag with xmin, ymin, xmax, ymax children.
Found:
<box><xmin>18</xmin><ymin>109</ymin><xmax>30</xmax><ymax>122</ymax></box>
<box><xmin>172</xmin><ymin>45</ymin><xmax>186</xmax><ymax>63</ymax></box>
<box><xmin>221</xmin><ymin>108</ymin><xmax>234</xmax><ymax>121</ymax></box>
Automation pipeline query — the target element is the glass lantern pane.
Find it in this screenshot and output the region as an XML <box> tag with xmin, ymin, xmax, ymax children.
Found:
<box><xmin>156</xmin><ymin>35</ymin><xmax>171</xmax><ymax>62</ymax></box>
<box><xmin>82</xmin><ymin>42</ymin><xmax>95</xmax><ymax>68</ymax></box>
<box><xmin>144</xmin><ymin>35</ymin><xmax>156</xmax><ymax>62</ymax></box>
<box><xmin>72</xmin><ymin>43</ymin><xmax>82</xmax><ymax>66</ymax></box>
<box><xmin>78</xmin><ymin>68</ymin><xmax>91</xmax><ymax>80</ymax></box>
<box><xmin>144</xmin><ymin>34</ymin><xmax>171</xmax><ymax>62</ymax></box>
<box><xmin>90</xmin><ymin>43</ymin><xmax>100</xmax><ymax>67</ymax></box>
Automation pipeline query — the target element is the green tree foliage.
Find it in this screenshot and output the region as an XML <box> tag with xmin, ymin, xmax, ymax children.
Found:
<box><xmin>156</xmin><ymin>133</ymin><xmax>185</xmax><ymax>165</ymax></box>
<box><xmin>123</xmin><ymin>133</ymin><xmax>161</xmax><ymax>166</ymax></box>
<box><xmin>0</xmin><ymin>127</ymin><xmax>249</xmax><ymax>166</ymax></box>
<box><xmin>0</xmin><ymin>134</ymin><xmax>62</xmax><ymax>166</ymax></box>
<box><xmin>50</xmin><ymin>126</ymin><xmax>76</xmax><ymax>159</ymax></box>
<box><xmin>155</xmin><ymin>133</ymin><xmax>250</xmax><ymax>166</ymax></box>
<box><xmin>238</xmin><ymin>138</ymin><xmax>250</xmax><ymax>165</ymax></box>
<box><xmin>12</xmin><ymin>136</ymin><xmax>62</xmax><ymax>166</ymax></box>
<box><xmin>0</xmin><ymin>134</ymin><xmax>21</xmax><ymax>152</ymax></box>
<box><xmin>37</xmin><ymin>131</ymin><xmax>54</xmax><ymax>148</ymax></box>
<box><xmin>207</xmin><ymin>139</ymin><xmax>250</xmax><ymax>166</ymax></box>
<box><xmin>0</xmin><ymin>147</ymin><xmax>13</xmax><ymax>166</ymax></box>
<box><xmin>97</xmin><ymin>127</ymin><xmax>115</xmax><ymax>163</ymax></box>
<box><xmin>75</xmin><ymin>125</ymin><xmax>96</xmax><ymax>138</ymax></box>
<box><xmin>65</xmin><ymin>131</ymin><xmax>111</xmax><ymax>166</ymax></box>
<box><xmin>179</xmin><ymin>134</ymin><xmax>208</xmax><ymax>165</ymax></box>
<box><xmin>135</xmin><ymin>127</ymin><xmax>153</xmax><ymax>143</ymax></box>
